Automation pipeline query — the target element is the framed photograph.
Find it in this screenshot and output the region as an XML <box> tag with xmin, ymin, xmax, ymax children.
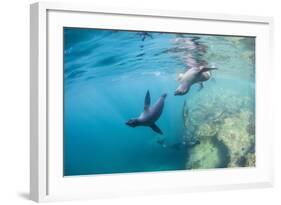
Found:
<box><xmin>30</xmin><ymin>2</ymin><xmax>274</xmax><ymax>202</ymax></box>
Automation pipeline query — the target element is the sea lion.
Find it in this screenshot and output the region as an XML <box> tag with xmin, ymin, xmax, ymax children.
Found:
<box><xmin>136</xmin><ymin>32</ymin><xmax>153</xmax><ymax>41</ymax></box>
<box><xmin>126</xmin><ymin>90</ymin><xmax>167</xmax><ymax>135</ymax></box>
<box><xmin>156</xmin><ymin>138</ymin><xmax>167</xmax><ymax>148</ymax></box>
<box><xmin>174</xmin><ymin>66</ymin><xmax>217</xmax><ymax>96</ymax></box>
<box><xmin>169</xmin><ymin>139</ymin><xmax>200</xmax><ymax>151</ymax></box>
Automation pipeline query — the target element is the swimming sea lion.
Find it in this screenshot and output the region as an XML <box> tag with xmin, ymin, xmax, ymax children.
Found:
<box><xmin>174</xmin><ymin>66</ymin><xmax>217</xmax><ymax>96</ymax></box>
<box><xmin>126</xmin><ymin>90</ymin><xmax>167</xmax><ymax>135</ymax></box>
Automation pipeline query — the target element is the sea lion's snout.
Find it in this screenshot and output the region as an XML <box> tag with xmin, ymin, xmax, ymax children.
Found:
<box><xmin>126</xmin><ymin>119</ymin><xmax>138</xmax><ymax>127</ymax></box>
<box><xmin>174</xmin><ymin>90</ymin><xmax>183</xmax><ymax>96</ymax></box>
<box><xmin>174</xmin><ymin>83</ymin><xmax>189</xmax><ymax>96</ymax></box>
<box><xmin>162</xmin><ymin>93</ymin><xmax>167</xmax><ymax>98</ymax></box>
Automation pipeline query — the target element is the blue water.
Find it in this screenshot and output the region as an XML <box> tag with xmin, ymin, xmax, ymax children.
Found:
<box><xmin>63</xmin><ymin>28</ymin><xmax>255</xmax><ymax>176</ymax></box>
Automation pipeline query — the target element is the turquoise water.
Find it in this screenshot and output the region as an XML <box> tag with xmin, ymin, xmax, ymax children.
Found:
<box><xmin>63</xmin><ymin>28</ymin><xmax>255</xmax><ymax>176</ymax></box>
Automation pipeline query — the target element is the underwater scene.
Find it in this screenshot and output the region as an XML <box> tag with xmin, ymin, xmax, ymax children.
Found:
<box><xmin>63</xmin><ymin>27</ymin><xmax>255</xmax><ymax>176</ymax></box>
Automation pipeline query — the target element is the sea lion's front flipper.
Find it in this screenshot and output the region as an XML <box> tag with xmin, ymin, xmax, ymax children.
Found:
<box><xmin>198</xmin><ymin>82</ymin><xmax>204</xmax><ymax>91</ymax></box>
<box><xmin>144</xmin><ymin>90</ymin><xmax>151</xmax><ymax>111</ymax></box>
<box><xmin>150</xmin><ymin>124</ymin><xmax>163</xmax><ymax>135</ymax></box>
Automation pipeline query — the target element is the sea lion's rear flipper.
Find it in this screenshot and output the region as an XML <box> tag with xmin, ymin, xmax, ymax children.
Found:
<box><xmin>144</xmin><ymin>90</ymin><xmax>151</xmax><ymax>111</ymax></box>
<box><xmin>198</xmin><ymin>82</ymin><xmax>204</xmax><ymax>91</ymax></box>
<box><xmin>150</xmin><ymin>124</ymin><xmax>163</xmax><ymax>135</ymax></box>
<box><xmin>199</xmin><ymin>67</ymin><xmax>218</xmax><ymax>73</ymax></box>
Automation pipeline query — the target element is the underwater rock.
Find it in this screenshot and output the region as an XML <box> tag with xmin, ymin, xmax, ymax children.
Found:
<box><xmin>245</xmin><ymin>153</ymin><xmax>255</xmax><ymax>167</ymax></box>
<box><xmin>217</xmin><ymin>111</ymin><xmax>254</xmax><ymax>167</ymax></box>
<box><xmin>186</xmin><ymin>138</ymin><xmax>220</xmax><ymax>169</ymax></box>
<box><xmin>186</xmin><ymin>134</ymin><xmax>230</xmax><ymax>169</ymax></box>
<box><xmin>183</xmin><ymin>87</ymin><xmax>255</xmax><ymax>169</ymax></box>
<box><xmin>196</xmin><ymin>123</ymin><xmax>219</xmax><ymax>139</ymax></box>
<box><xmin>247</xmin><ymin>114</ymin><xmax>255</xmax><ymax>136</ymax></box>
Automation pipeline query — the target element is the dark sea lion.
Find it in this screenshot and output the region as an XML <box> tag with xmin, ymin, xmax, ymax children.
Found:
<box><xmin>174</xmin><ymin>66</ymin><xmax>217</xmax><ymax>96</ymax></box>
<box><xmin>157</xmin><ymin>138</ymin><xmax>167</xmax><ymax>148</ymax></box>
<box><xmin>137</xmin><ymin>32</ymin><xmax>153</xmax><ymax>41</ymax></box>
<box><xmin>169</xmin><ymin>139</ymin><xmax>200</xmax><ymax>151</ymax></box>
<box><xmin>126</xmin><ymin>90</ymin><xmax>167</xmax><ymax>135</ymax></box>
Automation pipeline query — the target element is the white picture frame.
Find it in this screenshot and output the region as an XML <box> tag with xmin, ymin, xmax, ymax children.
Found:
<box><xmin>30</xmin><ymin>1</ymin><xmax>274</xmax><ymax>202</ymax></box>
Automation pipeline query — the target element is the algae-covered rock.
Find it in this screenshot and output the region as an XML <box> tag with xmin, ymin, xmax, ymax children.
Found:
<box><xmin>183</xmin><ymin>87</ymin><xmax>255</xmax><ymax>169</ymax></box>
<box><xmin>217</xmin><ymin>111</ymin><xmax>254</xmax><ymax>167</ymax></box>
<box><xmin>186</xmin><ymin>139</ymin><xmax>220</xmax><ymax>169</ymax></box>
<box><xmin>245</xmin><ymin>153</ymin><xmax>255</xmax><ymax>167</ymax></box>
<box><xmin>196</xmin><ymin>123</ymin><xmax>219</xmax><ymax>139</ymax></box>
<box><xmin>186</xmin><ymin>135</ymin><xmax>230</xmax><ymax>169</ymax></box>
